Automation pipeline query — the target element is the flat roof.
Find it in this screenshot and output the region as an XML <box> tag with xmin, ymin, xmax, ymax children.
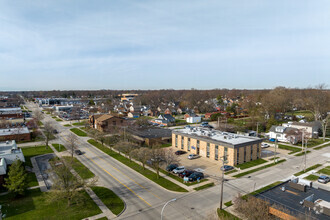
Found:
<box><xmin>0</xmin><ymin>108</ymin><xmax>22</xmax><ymax>112</ymax></box>
<box><xmin>0</xmin><ymin>127</ymin><xmax>29</xmax><ymax>136</ymax></box>
<box><xmin>173</xmin><ymin>127</ymin><xmax>262</xmax><ymax>148</ymax></box>
<box><xmin>128</xmin><ymin>128</ymin><xmax>172</xmax><ymax>139</ymax></box>
<box><xmin>255</xmin><ymin>180</ymin><xmax>330</xmax><ymax>220</ymax></box>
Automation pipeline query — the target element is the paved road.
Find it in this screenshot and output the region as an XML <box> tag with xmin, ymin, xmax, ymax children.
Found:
<box><xmin>26</xmin><ymin>102</ymin><xmax>330</xmax><ymax>219</ymax></box>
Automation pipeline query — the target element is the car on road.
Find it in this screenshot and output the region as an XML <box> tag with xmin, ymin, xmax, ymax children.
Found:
<box><xmin>173</xmin><ymin>166</ymin><xmax>185</xmax><ymax>174</ymax></box>
<box><xmin>75</xmin><ymin>150</ymin><xmax>82</xmax><ymax>155</ymax></box>
<box><xmin>175</xmin><ymin>150</ymin><xmax>186</xmax><ymax>155</ymax></box>
<box><xmin>187</xmin><ymin>154</ymin><xmax>199</xmax><ymax>160</ymax></box>
<box><xmin>318</xmin><ymin>175</ymin><xmax>330</xmax><ymax>184</ymax></box>
<box><xmin>220</xmin><ymin>165</ymin><xmax>234</xmax><ymax>172</ymax></box>
<box><xmin>188</xmin><ymin>172</ymin><xmax>204</xmax><ymax>181</ymax></box>
<box><xmin>166</xmin><ymin>164</ymin><xmax>178</xmax><ymax>172</ymax></box>
<box><xmin>261</xmin><ymin>143</ymin><xmax>270</xmax><ymax>148</ymax></box>
<box><xmin>178</xmin><ymin>170</ymin><xmax>194</xmax><ymax>178</ymax></box>
<box><xmin>53</xmin><ymin>129</ymin><xmax>59</xmax><ymax>134</ymax></box>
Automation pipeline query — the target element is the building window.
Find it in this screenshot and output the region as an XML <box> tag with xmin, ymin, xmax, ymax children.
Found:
<box><xmin>206</xmin><ymin>143</ymin><xmax>210</xmax><ymax>158</ymax></box>
<box><xmin>175</xmin><ymin>135</ymin><xmax>178</xmax><ymax>148</ymax></box>
<box><xmin>215</xmin><ymin>145</ymin><xmax>218</xmax><ymax>160</ymax></box>
<box><xmin>181</xmin><ymin>136</ymin><xmax>184</xmax><ymax>150</ymax></box>
<box><xmin>224</xmin><ymin>147</ymin><xmax>228</xmax><ymax>161</ymax></box>
<box><xmin>188</xmin><ymin>138</ymin><xmax>190</xmax><ymax>151</ymax></box>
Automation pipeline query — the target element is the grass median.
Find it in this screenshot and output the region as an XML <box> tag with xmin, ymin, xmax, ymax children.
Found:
<box><xmin>70</xmin><ymin>128</ymin><xmax>87</xmax><ymax>137</ymax></box>
<box><xmin>91</xmin><ymin>186</ymin><xmax>125</xmax><ymax>215</ymax></box>
<box><xmin>278</xmin><ymin>144</ymin><xmax>301</xmax><ymax>154</ymax></box>
<box><xmin>87</xmin><ymin>139</ymin><xmax>188</xmax><ymax>192</ymax></box>
<box><xmin>235</xmin><ymin>158</ymin><xmax>267</xmax><ymax>170</ymax></box>
<box><xmin>314</xmin><ymin>143</ymin><xmax>330</xmax><ymax>150</ymax></box>
<box><xmin>21</xmin><ymin>145</ymin><xmax>54</xmax><ymax>167</ymax></box>
<box><xmin>62</xmin><ymin>156</ymin><xmax>95</xmax><ymax>180</ymax></box>
<box><xmin>294</xmin><ymin>164</ymin><xmax>322</xmax><ymax>176</ymax></box>
<box><xmin>304</xmin><ymin>174</ymin><xmax>319</xmax><ymax>181</ymax></box>
<box><xmin>233</xmin><ymin>160</ymin><xmax>286</xmax><ymax>178</ymax></box>
<box><xmin>52</xmin><ymin>143</ymin><xmax>66</xmax><ymax>152</ymax></box>
<box><xmin>318</xmin><ymin>166</ymin><xmax>330</xmax><ymax>175</ymax></box>
<box><xmin>194</xmin><ymin>182</ymin><xmax>215</xmax><ymax>191</ymax></box>
<box><xmin>294</xmin><ymin>151</ymin><xmax>311</xmax><ymax>156</ymax></box>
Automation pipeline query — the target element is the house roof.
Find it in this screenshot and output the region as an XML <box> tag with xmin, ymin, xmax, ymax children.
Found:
<box><xmin>96</xmin><ymin>114</ymin><xmax>116</xmax><ymax>122</ymax></box>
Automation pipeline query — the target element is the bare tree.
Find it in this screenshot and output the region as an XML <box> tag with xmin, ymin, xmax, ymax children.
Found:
<box><xmin>33</xmin><ymin>109</ymin><xmax>44</xmax><ymax>124</ymax></box>
<box><xmin>43</xmin><ymin>121</ymin><xmax>54</xmax><ymax>147</ymax></box>
<box><xmin>114</xmin><ymin>141</ymin><xmax>138</xmax><ymax>161</ymax></box>
<box><xmin>321</xmin><ymin>114</ymin><xmax>330</xmax><ymax>141</ymax></box>
<box><xmin>67</xmin><ymin>133</ymin><xmax>78</xmax><ymax>158</ymax></box>
<box><xmin>163</xmin><ymin>148</ymin><xmax>179</xmax><ymax>173</ymax></box>
<box><xmin>130</xmin><ymin>147</ymin><xmax>151</xmax><ymax>169</ymax></box>
<box><xmin>148</xmin><ymin>147</ymin><xmax>165</xmax><ymax>179</ymax></box>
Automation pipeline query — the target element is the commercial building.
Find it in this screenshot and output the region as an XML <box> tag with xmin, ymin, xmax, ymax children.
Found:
<box><xmin>172</xmin><ymin>127</ymin><xmax>263</xmax><ymax>166</ymax></box>
<box><xmin>128</xmin><ymin>127</ymin><xmax>172</xmax><ymax>146</ymax></box>
<box><xmin>0</xmin><ymin>127</ymin><xmax>31</xmax><ymax>142</ymax></box>
<box><xmin>0</xmin><ymin>107</ymin><xmax>23</xmax><ymax>119</ymax></box>
<box><xmin>91</xmin><ymin>114</ymin><xmax>127</xmax><ymax>132</ymax></box>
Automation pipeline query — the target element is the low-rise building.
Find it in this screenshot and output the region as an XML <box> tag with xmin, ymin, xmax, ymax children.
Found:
<box><xmin>0</xmin><ymin>107</ymin><xmax>23</xmax><ymax>119</ymax></box>
<box><xmin>283</xmin><ymin>121</ymin><xmax>322</xmax><ymax>138</ymax></box>
<box><xmin>94</xmin><ymin>114</ymin><xmax>127</xmax><ymax>132</ymax></box>
<box><xmin>0</xmin><ymin>127</ymin><xmax>31</xmax><ymax>142</ymax></box>
<box><xmin>128</xmin><ymin>127</ymin><xmax>172</xmax><ymax>146</ymax></box>
<box><xmin>186</xmin><ymin>116</ymin><xmax>201</xmax><ymax>123</ymax></box>
<box><xmin>172</xmin><ymin>127</ymin><xmax>263</xmax><ymax>166</ymax></box>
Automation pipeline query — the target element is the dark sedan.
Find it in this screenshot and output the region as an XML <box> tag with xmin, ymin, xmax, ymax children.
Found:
<box><xmin>178</xmin><ymin>170</ymin><xmax>194</xmax><ymax>178</ymax></box>
<box><xmin>175</xmin><ymin>150</ymin><xmax>186</xmax><ymax>155</ymax></box>
<box><xmin>166</xmin><ymin>164</ymin><xmax>178</xmax><ymax>172</ymax></box>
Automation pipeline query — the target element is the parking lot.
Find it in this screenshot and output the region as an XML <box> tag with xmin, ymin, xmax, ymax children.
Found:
<box><xmin>176</xmin><ymin>153</ymin><xmax>223</xmax><ymax>179</ymax></box>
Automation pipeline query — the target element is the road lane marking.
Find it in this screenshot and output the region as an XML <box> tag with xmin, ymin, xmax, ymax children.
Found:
<box><xmin>62</xmin><ymin>136</ymin><xmax>152</xmax><ymax>207</ymax></box>
<box><xmin>83</xmin><ymin>147</ymin><xmax>161</xmax><ymax>200</ymax></box>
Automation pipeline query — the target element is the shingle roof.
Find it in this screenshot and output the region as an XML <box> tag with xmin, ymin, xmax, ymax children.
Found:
<box><xmin>96</xmin><ymin>114</ymin><xmax>115</xmax><ymax>122</ymax></box>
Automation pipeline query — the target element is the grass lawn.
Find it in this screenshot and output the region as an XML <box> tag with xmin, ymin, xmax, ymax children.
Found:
<box><xmin>278</xmin><ymin>144</ymin><xmax>301</xmax><ymax>154</ymax></box>
<box><xmin>235</xmin><ymin>158</ymin><xmax>267</xmax><ymax>170</ymax></box>
<box><xmin>72</xmin><ymin>121</ymin><xmax>87</xmax><ymax>126</ymax></box>
<box><xmin>87</xmin><ymin>139</ymin><xmax>187</xmax><ymax>192</ymax></box>
<box><xmin>38</xmin><ymin>121</ymin><xmax>43</xmax><ymax>126</ymax></box>
<box><xmin>225</xmin><ymin>169</ymin><xmax>238</xmax><ymax>175</ymax></box>
<box><xmin>217</xmin><ymin>208</ymin><xmax>241</xmax><ymax>220</ymax></box>
<box><xmin>70</xmin><ymin>128</ymin><xmax>87</xmax><ymax>137</ymax></box>
<box><xmin>314</xmin><ymin>143</ymin><xmax>330</xmax><ymax>150</ymax></box>
<box><xmin>304</xmin><ymin>174</ymin><xmax>319</xmax><ymax>181</ymax></box>
<box><xmin>21</xmin><ymin>146</ymin><xmax>54</xmax><ymax>167</ymax></box>
<box><xmin>0</xmin><ymin>189</ymin><xmax>101</xmax><ymax>220</ymax></box>
<box><xmin>300</xmin><ymin>139</ymin><xmax>326</xmax><ymax>148</ymax></box>
<box><xmin>233</xmin><ymin>160</ymin><xmax>286</xmax><ymax>178</ymax></box>
<box><xmin>64</xmin><ymin>124</ymin><xmax>72</xmax><ymax>127</ymax></box>
<box><xmin>294</xmin><ymin>164</ymin><xmax>322</xmax><ymax>176</ymax></box>
<box><xmin>160</xmin><ymin>169</ymin><xmax>208</xmax><ymax>186</ymax></box>
<box><xmin>193</xmin><ymin>182</ymin><xmax>215</xmax><ymax>191</ymax></box>
<box><xmin>317</xmin><ymin>166</ymin><xmax>330</xmax><ymax>175</ymax></box>
<box><xmin>224</xmin><ymin>201</ymin><xmax>233</xmax><ymax>207</ymax></box>
<box><xmin>52</xmin><ymin>143</ymin><xmax>66</xmax><ymax>152</ymax></box>
<box><xmin>294</xmin><ymin>151</ymin><xmax>311</xmax><ymax>157</ymax></box>
<box><xmin>62</xmin><ymin>157</ymin><xmax>95</xmax><ymax>180</ymax></box>
<box><xmin>52</xmin><ymin>116</ymin><xmax>56</xmax><ymax>119</ymax></box>
<box><xmin>55</xmin><ymin>118</ymin><xmax>63</xmax><ymax>122</ymax></box>
<box><xmin>91</xmin><ymin>186</ymin><xmax>124</xmax><ymax>215</ymax></box>
<box><xmin>160</xmin><ymin>143</ymin><xmax>172</xmax><ymax>148</ymax></box>
<box><xmin>26</xmin><ymin>172</ymin><xmax>38</xmax><ymax>187</ymax></box>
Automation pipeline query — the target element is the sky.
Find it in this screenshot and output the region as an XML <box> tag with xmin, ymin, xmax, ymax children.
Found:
<box><xmin>0</xmin><ymin>0</ymin><xmax>330</xmax><ymax>91</ymax></box>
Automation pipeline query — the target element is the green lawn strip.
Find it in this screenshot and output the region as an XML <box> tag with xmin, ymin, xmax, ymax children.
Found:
<box><xmin>38</xmin><ymin>121</ymin><xmax>43</xmax><ymax>126</ymax></box>
<box><xmin>87</xmin><ymin>139</ymin><xmax>187</xmax><ymax>192</ymax></box>
<box><xmin>233</xmin><ymin>160</ymin><xmax>286</xmax><ymax>178</ymax></box>
<box><xmin>72</xmin><ymin>121</ymin><xmax>87</xmax><ymax>126</ymax></box>
<box><xmin>62</xmin><ymin>157</ymin><xmax>95</xmax><ymax>180</ymax></box>
<box><xmin>294</xmin><ymin>151</ymin><xmax>311</xmax><ymax>157</ymax></box>
<box><xmin>294</xmin><ymin>164</ymin><xmax>322</xmax><ymax>176</ymax></box>
<box><xmin>160</xmin><ymin>169</ymin><xmax>208</xmax><ymax>186</ymax></box>
<box><xmin>55</xmin><ymin>118</ymin><xmax>63</xmax><ymax>122</ymax></box>
<box><xmin>217</xmin><ymin>208</ymin><xmax>241</xmax><ymax>220</ymax></box>
<box><xmin>317</xmin><ymin>166</ymin><xmax>330</xmax><ymax>175</ymax></box>
<box><xmin>26</xmin><ymin>172</ymin><xmax>38</xmax><ymax>187</ymax></box>
<box><xmin>96</xmin><ymin>217</ymin><xmax>108</xmax><ymax>220</ymax></box>
<box><xmin>225</xmin><ymin>169</ymin><xmax>238</xmax><ymax>175</ymax></box>
<box><xmin>52</xmin><ymin>116</ymin><xmax>56</xmax><ymax>119</ymax></box>
<box><xmin>160</xmin><ymin>143</ymin><xmax>172</xmax><ymax>148</ymax></box>
<box><xmin>0</xmin><ymin>188</ymin><xmax>101</xmax><ymax>219</ymax></box>
<box><xmin>52</xmin><ymin>143</ymin><xmax>66</xmax><ymax>152</ymax></box>
<box><xmin>278</xmin><ymin>144</ymin><xmax>301</xmax><ymax>154</ymax></box>
<box><xmin>314</xmin><ymin>143</ymin><xmax>330</xmax><ymax>150</ymax></box>
<box><xmin>224</xmin><ymin>201</ymin><xmax>233</xmax><ymax>207</ymax></box>
<box><xmin>70</xmin><ymin>128</ymin><xmax>87</xmax><ymax>137</ymax></box>
<box><xmin>193</xmin><ymin>182</ymin><xmax>215</xmax><ymax>191</ymax></box>
<box><xmin>63</xmin><ymin>124</ymin><xmax>72</xmax><ymax>127</ymax></box>
<box><xmin>235</xmin><ymin>158</ymin><xmax>267</xmax><ymax>170</ymax></box>
<box><xmin>22</xmin><ymin>146</ymin><xmax>54</xmax><ymax>167</ymax></box>
<box><xmin>91</xmin><ymin>186</ymin><xmax>124</xmax><ymax>215</ymax></box>
<box><xmin>304</xmin><ymin>174</ymin><xmax>319</xmax><ymax>181</ymax></box>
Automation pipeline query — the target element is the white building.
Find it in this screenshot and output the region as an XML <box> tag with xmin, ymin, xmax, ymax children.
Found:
<box><xmin>0</xmin><ymin>140</ymin><xmax>25</xmax><ymax>175</ymax></box>
<box><xmin>282</xmin><ymin>121</ymin><xmax>321</xmax><ymax>138</ymax></box>
<box><xmin>186</xmin><ymin>116</ymin><xmax>201</xmax><ymax>123</ymax></box>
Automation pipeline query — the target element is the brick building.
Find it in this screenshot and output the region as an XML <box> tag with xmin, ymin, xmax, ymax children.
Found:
<box><xmin>93</xmin><ymin>114</ymin><xmax>127</xmax><ymax>132</ymax></box>
<box><xmin>0</xmin><ymin>127</ymin><xmax>31</xmax><ymax>142</ymax></box>
<box><xmin>172</xmin><ymin>127</ymin><xmax>262</xmax><ymax>166</ymax></box>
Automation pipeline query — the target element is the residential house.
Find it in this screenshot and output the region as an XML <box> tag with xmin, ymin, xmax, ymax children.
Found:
<box><xmin>89</xmin><ymin>114</ymin><xmax>105</xmax><ymax>129</ymax></box>
<box><xmin>186</xmin><ymin>116</ymin><xmax>201</xmax><ymax>123</ymax></box>
<box><xmin>266</xmin><ymin>125</ymin><xmax>301</xmax><ymax>144</ymax></box>
<box><xmin>282</xmin><ymin>121</ymin><xmax>322</xmax><ymax>138</ymax></box>
<box><xmin>128</xmin><ymin>112</ymin><xmax>140</xmax><ymax>118</ymax></box>
<box><xmin>94</xmin><ymin>114</ymin><xmax>127</xmax><ymax>132</ymax></box>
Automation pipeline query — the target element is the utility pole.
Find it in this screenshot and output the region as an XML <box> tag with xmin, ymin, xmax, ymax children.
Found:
<box><xmin>304</xmin><ymin>135</ymin><xmax>307</xmax><ymax>172</ymax></box>
<box><xmin>274</xmin><ymin>135</ymin><xmax>278</xmax><ymax>164</ymax></box>
<box><xmin>219</xmin><ymin>155</ymin><xmax>227</xmax><ymax>210</ymax></box>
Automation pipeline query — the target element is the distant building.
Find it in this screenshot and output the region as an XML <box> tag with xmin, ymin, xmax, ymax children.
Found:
<box><xmin>172</xmin><ymin>127</ymin><xmax>262</xmax><ymax>166</ymax></box>
<box><xmin>127</xmin><ymin>112</ymin><xmax>140</xmax><ymax>118</ymax></box>
<box><xmin>0</xmin><ymin>107</ymin><xmax>23</xmax><ymax>119</ymax></box>
<box><xmin>119</xmin><ymin>94</ymin><xmax>138</xmax><ymax>102</ymax></box>
<box><xmin>128</xmin><ymin>128</ymin><xmax>172</xmax><ymax>146</ymax></box>
<box><xmin>94</xmin><ymin>114</ymin><xmax>127</xmax><ymax>132</ymax></box>
<box><xmin>283</xmin><ymin>121</ymin><xmax>322</xmax><ymax>138</ymax></box>
<box><xmin>186</xmin><ymin>116</ymin><xmax>201</xmax><ymax>123</ymax></box>
<box><xmin>0</xmin><ymin>127</ymin><xmax>31</xmax><ymax>142</ymax></box>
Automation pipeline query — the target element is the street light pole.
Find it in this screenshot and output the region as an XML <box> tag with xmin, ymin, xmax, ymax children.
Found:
<box><xmin>219</xmin><ymin>155</ymin><xmax>227</xmax><ymax>210</ymax></box>
<box><xmin>161</xmin><ymin>198</ymin><xmax>176</xmax><ymax>220</ymax></box>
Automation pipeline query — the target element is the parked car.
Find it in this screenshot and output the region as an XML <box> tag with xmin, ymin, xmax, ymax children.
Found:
<box><xmin>220</xmin><ymin>165</ymin><xmax>234</xmax><ymax>172</ymax></box>
<box><xmin>184</xmin><ymin>125</ymin><xmax>191</xmax><ymax>129</ymax></box>
<box><xmin>261</xmin><ymin>143</ymin><xmax>270</xmax><ymax>148</ymax></box>
<box><xmin>318</xmin><ymin>175</ymin><xmax>330</xmax><ymax>184</ymax></box>
<box><xmin>166</xmin><ymin>164</ymin><xmax>178</xmax><ymax>172</ymax></box>
<box><xmin>173</xmin><ymin>166</ymin><xmax>185</xmax><ymax>174</ymax></box>
<box><xmin>178</xmin><ymin>170</ymin><xmax>194</xmax><ymax>178</ymax></box>
<box><xmin>53</xmin><ymin>129</ymin><xmax>58</xmax><ymax>134</ymax></box>
<box><xmin>188</xmin><ymin>172</ymin><xmax>204</xmax><ymax>181</ymax></box>
<box><xmin>187</xmin><ymin>154</ymin><xmax>199</xmax><ymax>160</ymax></box>
<box><xmin>175</xmin><ymin>150</ymin><xmax>186</xmax><ymax>155</ymax></box>
<box><xmin>75</xmin><ymin>150</ymin><xmax>82</xmax><ymax>155</ymax></box>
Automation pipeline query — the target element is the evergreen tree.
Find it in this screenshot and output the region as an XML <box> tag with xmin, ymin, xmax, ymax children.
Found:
<box><xmin>4</xmin><ymin>159</ymin><xmax>27</xmax><ymax>196</ymax></box>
